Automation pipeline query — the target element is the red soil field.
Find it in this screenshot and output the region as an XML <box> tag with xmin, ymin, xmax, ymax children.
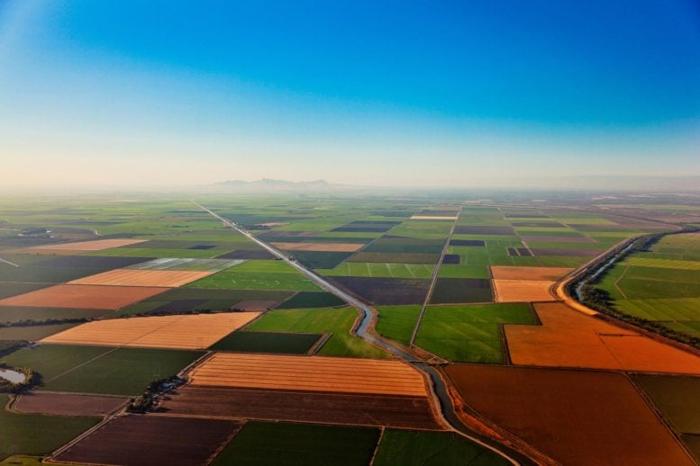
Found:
<box><xmin>506</xmin><ymin>303</ymin><xmax>700</xmax><ymax>374</ymax></box>
<box><xmin>445</xmin><ymin>364</ymin><xmax>695</xmax><ymax>466</ymax></box>
<box><xmin>68</xmin><ymin>268</ymin><xmax>213</xmax><ymax>288</ymax></box>
<box><xmin>54</xmin><ymin>414</ymin><xmax>240</xmax><ymax>466</ymax></box>
<box><xmin>161</xmin><ymin>386</ymin><xmax>443</xmax><ymax>430</ymax></box>
<box><xmin>0</xmin><ymin>284</ymin><xmax>168</xmax><ymax>310</ymax></box>
<box><xmin>190</xmin><ymin>353</ymin><xmax>428</xmax><ymax>396</ymax></box>
<box><xmin>13</xmin><ymin>392</ymin><xmax>127</xmax><ymax>416</ymax></box>
<box><xmin>28</xmin><ymin>238</ymin><xmax>146</xmax><ymax>252</ymax></box>
<box><xmin>489</xmin><ymin>266</ymin><xmax>572</xmax><ymax>281</ymax></box>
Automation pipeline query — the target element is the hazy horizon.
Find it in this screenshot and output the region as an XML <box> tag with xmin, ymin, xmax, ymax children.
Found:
<box><xmin>1</xmin><ymin>1</ymin><xmax>699</xmax><ymax>188</ymax></box>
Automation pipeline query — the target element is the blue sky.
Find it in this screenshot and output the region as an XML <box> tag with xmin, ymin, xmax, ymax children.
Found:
<box><xmin>1</xmin><ymin>0</ymin><xmax>699</xmax><ymax>187</ymax></box>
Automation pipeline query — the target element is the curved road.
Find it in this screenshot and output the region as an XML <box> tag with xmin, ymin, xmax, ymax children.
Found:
<box><xmin>194</xmin><ymin>202</ymin><xmax>535</xmax><ymax>466</ymax></box>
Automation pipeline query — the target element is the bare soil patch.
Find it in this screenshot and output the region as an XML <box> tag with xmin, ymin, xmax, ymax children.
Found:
<box><xmin>490</xmin><ymin>266</ymin><xmax>572</xmax><ymax>281</ymax></box>
<box><xmin>445</xmin><ymin>364</ymin><xmax>695</xmax><ymax>466</ymax></box>
<box><xmin>492</xmin><ymin>279</ymin><xmax>555</xmax><ymax>302</ymax></box>
<box><xmin>13</xmin><ymin>392</ymin><xmax>127</xmax><ymax>416</ymax></box>
<box><xmin>0</xmin><ymin>284</ymin><xmax>168</xmax><ymax>310</ymax></box>
<box><xmin>69</xmin><ymin>269</ymin><xmax>213</xmax><ymax>288</ymax></box>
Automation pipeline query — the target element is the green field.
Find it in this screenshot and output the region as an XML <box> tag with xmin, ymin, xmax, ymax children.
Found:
<box><xmin>0</xmin><ymin>345</ymin><xmax>202</xmax><ymax>395</ymax></box>
<box><xmin>373</xmin><ymin>429</ymin><xmax>510</xmax><ymax>466</ymax></box>
<box><xmin>416</xmin><ymin>303</ymin><xmax>537</xmax><ymax>363</ymax></box>
<box><xmin>0</xmin><ymin>323</ymin><xmax>78</xmax><ymax>341</ymax></box>
<box><xmin>245</xmin><ymin>307</ymin><xmax>387</xmax><ymax>358</ymax></box>
<box><xmin>210</xmin><ymin>331</ymin><xmax>322</xmax><ymax>354</ymax></box>
<box><xmin>211</xmin><ymin>421</ymin><xmax>380</xmax><ymax>466</ymax></box>
<box><xmin>0</xmin><ymin>395</ymin><xmax>99</xmax><ymax>460</ymax></box>
<box><xmin>187</xmin><ymin>260</ymin><xmax>320</xmax><ymax>291</ymax></box>
<box><xmin>375</xmin><ymin>305</ymin><xmax>421</xmax><ymax>346</ymax></box>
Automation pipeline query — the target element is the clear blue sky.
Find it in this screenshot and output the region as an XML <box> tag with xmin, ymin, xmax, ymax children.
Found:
<box><xmin>1</xmin><ymin>0</ymin><xmax>699</xmax><ymax>187</ymax></box>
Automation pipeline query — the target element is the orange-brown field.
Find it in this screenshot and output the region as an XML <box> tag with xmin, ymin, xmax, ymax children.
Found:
<box><xmin>445</xmin><ymin>364</ymin><xmax>695</xmax><ymax>466</ymax></box>
<box><xmin>41</xmin><ymin>312</ymin><xmax>259</xmax><ymax>349</ymax></box>
<box><xmin>68</xmin><ymin>268</ymin><xmax>213</xmax><ymax>288</ymax></box>
<box><xmin>492</xmin><ymin>279</ymin><xmax>555</xmax><ymax>302</ymax></box>
<box><xmin>270</xmin><ymin>242</ymin><xmax>364</xmax><ymax>252</ymax></box>
<box><xmin>506</xmin><ymin>302</ymin><xmax>700</xmax><ymax>374</ymax></box>
<box><xmin>490</xmin><ymin>266</ymin><xmax>572</xmax><ymax>281</ymax></box>
<box><xmin>27</xmin><ymin>238</ymin><xmax>146</xmax><ymax>252</ymax></box>
<box><xmin>0</xmin><ymin>284</ymin><xmax>167</xmax><ymax>310</ymax></box>
<box><xmin>189</xmin><ymin>353</ymin><xmax>428</xmax><ymax>396</ymax></box>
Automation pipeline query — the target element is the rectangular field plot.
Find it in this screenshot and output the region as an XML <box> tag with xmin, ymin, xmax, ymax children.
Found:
<box><xmin>271</xmin><ymin>241</ymin><xmax>364</xmax><ymax>252</ymax></box>
<box><xmin>320</xmin><ymin>262</ymin><xmax>433</xmax><ymax>279</ymax></box>
<box><xmin>0</xmin><ymin>394</ymin><xmax>99</xmax><ymax>460</ymax></box>
<box><xmin>288</xmin><ymin>251</ymin><xmax>352</xmax><ymax>269</ymax></box>
<box><xmin>27</xmin><ymin>238</ymin><xmax>147</xmax><ymax>252</ymax></box>
<box><xmin>55</xmin><ymin>415</ymin><xmax>241</xmax><ymax>466</ymax></box>
<box><xmin>161</xmin><ymin>386</ymin><xmax>441</xmax><ymax>429</ymax></box>
<box><xmin>429</xmin><ymin>278</ymin><xmax>492</xmax><ymax>304</ymax></box>
<box><xmin>187</xmin><ymin>260</ymin><xmax>320</xmax><ymax>291</ymax></box>
<box><xmin>362</xmin><ymin>236</ymin><xmax>444</xmax><ymax>254</ymax></box>
<box><xmin>277</xmin><ymin>291</ymin><xmax>345</xmax><ymax>309</ymax></box>
<box><xmin>490</xmin><ymin>266</ymin><xmax>572</xmax><ymax>281</ymax></box>
<box><xmin>417</xmin><ymin>303</ymin><xmax>536</xmax><ymax>363</ymax></box>
<box><xmin>327</xmin><ymin>276</ymin><xmax>430</xmax><ymax>305</ymax></box>
<box><xmin>190</xmin><ymin>353</ymin><xmax>428</xmax><ymax>396</ymax></box>
<box><xmin>409</xmin><ymin>215</ymin><xmax>457</xmax><ymax>220</ymax></box>
<box><xmin>211</xmin><ymin>421</ymin><xmax>380</xmax><ymax>466</ymax></box>
<box><xmin>13</xmin><ymin>392</ymin><xmax>127</xmax><ymax>417</ymax></box>
<box><xmin>69</xmin><ymin>268</ymin><xmax>214</xmax><ymax>287</ymax></box>
<box><xmin>454</xmin><ymin>226</ymin><xmax>514</xmax><ymax>235</ymax></box>
<box><xmin>376</xmin><ymin>305</ymin><xmax>421</xmax><ymax>346</ymax></box>
<box><xmin>332</xmin><ymin>220</ymin><xmax>400</xmax><ymax>232</ymax></box>
<box><xmin>127</xmin><ymin>257</ymin><xmax>242</xmax><ymax>272</ymax></box>
<box><xmin>347</xmin><ymin>252</ymin><xmax>440</xmax><ymax>264</ymax></box>
<box><xmin>245</xmin><ymin>307</ymin><xmax>386</xmax><ymax>358</ymax></box>
<box><xmin>373</xmin><ymin>429</ymin><xmax>510</xmax><ymax>466</ymax></box>
<box><xmin>493</xmin><ymin>279</ymin><xmax>555</xmax><ymax>302</ymax></box>
<box><xmin>444</xmin><ymin>364</ymin><xmax>696</xmax><ymax>466</ymax></box>
<box><xmin>1</xmin><ymin>344</ymin><xmax>203</xmax><ymax>395</ymax></box>
<box><xmin>632</xmin><ymin>375</ymin><xmax>700</xmax><ymax>434</ymax></box>
<box><xmin>42</xmin><ymin>312</ymin><xmax>259</xmax><ymax>349</ymax></box>
<box><xmin>0</xmin><ymin>306</ymin><xmax>108</xmax><ymax>325</ymax></box>
<box><xmin>211</xmin><ymin>331</ymin><xmax>322</xmax><ymax>354</ymax></box>
<box><xmin>0</xmin><ymin>284</ymin><xmax>168</xmax><ymax>310</ymax></box>
<box><xmin>0</xmin><ymin>322</ymin><xmax>79</xmax><ymax>341</ymax></box>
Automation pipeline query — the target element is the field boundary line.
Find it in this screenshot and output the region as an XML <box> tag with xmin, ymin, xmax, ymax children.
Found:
<box><xmin>368</xmin><ymin>426</ymin><xmax>385</xmax><ymax>466</ymax></box>
<box><xmin>409</xmin><ymin>207</ymin><xmax>462</xmax><ymax>347</ymax></box>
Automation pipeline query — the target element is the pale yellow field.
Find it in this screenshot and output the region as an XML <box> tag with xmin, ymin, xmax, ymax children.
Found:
<box><xmin>409</xmin><ymin>215</ymin><xmax>458</xmax><ymax>221</ymax></box>
<box><xmin>189</xmin><ymin>353</ymin><xmax>429</xmax><ymax>396</ymax></box>
<box><xmin>493</xmin><ymin>279</ymin><xmax>555</xmax><ymax>302</ymax></box>
<box><xmin>490</xmin><ymin>266</ymin><xmax>572</xmax><ymax>281</ymax></box>
<box><xmin>41</xmin><ymin>312</ymin><xmax>260</xmax><ymax>349</ymax></box>
<box><xmin>68</xmin><ymin>269</ymin><xmax>213</xmax><ymax>287</ymax></box>
<box><xmin>28</xmin><ymin>238</ymin><xmax>146</xmax><ymax>252</ymax></box>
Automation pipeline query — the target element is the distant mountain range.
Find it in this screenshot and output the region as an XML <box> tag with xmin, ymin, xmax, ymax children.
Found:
<box><xmin>206</xmin><ymin>178</ymin><xmax>343</xmax><ymax>192</ymax></box>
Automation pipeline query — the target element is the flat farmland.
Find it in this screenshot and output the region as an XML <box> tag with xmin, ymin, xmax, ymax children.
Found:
<box><xmin>632</xmin><ymin>375</ymin><xmax>700</xmax><ymax>435</ymax></box>
<box><xmin>68</xmin><ymin>268</ymin><xmax>213</xmax><ymax>287</ymax></box>
<box><xmin>271</xmin><ymin>241</ymin><xmax>364</xmax><ymax>252</ymax></box>
<box><xmin>444</xmin><ymin>364</ymin><xmax>695</xmax><ymax>466</ymax></box>
<box><xmin>40</xmin><ymin>312</ymin><xmax>259</xmax><ymax>349</ymax></box>
<box><xmin>211</xmin><ymin>331</ymin><xmax>322</xmax><ymax>354</ymax></box>
<box><xmin>161</xmin><ymin>386</ymin><xmax>441</xmax><ymax>429</ymax></box>
<box><xmin>0</xmin><ymin>323</ymin><xmax>79</xmax><ymax>341</ymax></box>
<box><xmin>127</xmin><ymin>257</ymin><xmax>242</xmax><ymax>271</ymax></box>
<box><xmin>327</xmin><ymin>276</ymin><xmax>430</xmax><ymax>305</ymax></box>
<box><xmin>347</xmin><ymin>251</ymin><xmax>440</xmax><ymax>264</ymax></box>
<box><xmin>210</xmin><ymin>421</ymin><xmax>380</xmax><ymax>466</ymax></box>
<box><xmin>320</xmin><ymin>262</ymin><xmax>434</xmax><ymax>278</ymax></box>
<box><xmin>416</xmin><ymin>303</ymin><xmax>536</xmax><ymax>363</ymax></box>
<box><xmin>492</xmin><ymin>279</ymin><xmax>555</xmax><ymax>303</ymax></box>
<box><xmin>376</xmin><ymin>305</ymin><xmax>421</xmax><ymax>346</ymax></box>
<box><xmin>1</xmin><ymin>344</ymin><xmax>203</xmax><ymax>395</ymax></box>
<box><xmin>187</xmin><ymin>259</ymin><xmax>320</xmax><ymax>291</ymax></box>
<box><xmin>505</xmin><ymin>303</ymin><xmax>700</xmax><ymax>374</ymax></box>
<box><xmin>0</xmin><ymin>306</ymin><xmax>108</xmax><ymax>325</ymax></box>
<box><xmin>276</xmin><ymin>291</ymin><xmax>345</xmax><ymax>308</ymax></box>
<box><xmin>245</xmin><ymin>307</ymin><xmax>386</xmax><ymax>358</ymax></box>
<box><xmin>13</xmin><ymin>392</ymin><xmax>127</xmax><ymax>416</ymax></box>
<box><xmin>490</xmin><ymin>265</ymin><xmax>572</xmax><ymax>280</ymax></box>
<box><xmin>0</xmin><ymin>394</ymin><xmax>99</xmax><ymax>460</ymax></box>
<box><xmin>189</xmin><ymin>353</ymin><xmax>428</xmax><ymax>396</ymax></box>
<box><xmin>27</xmin><ymin>238</ymin><xmax>147</xmax><ymax>252</ymax></box>
<box><xmin>429</xmin><ymin>278</ymin><xmax>493</xmax><ymax>304</ymax></box>
<box><xmin>55</xmin><ymin>414</ymin><xmax>240</xmax><ymax>466</ymax></box>
<box><xmin>0</xmin><ymin>284</ymin><xmax>168</xmax><ymax>310</ymax></box>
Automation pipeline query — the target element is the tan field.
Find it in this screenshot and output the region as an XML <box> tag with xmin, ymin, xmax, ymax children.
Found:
<box><xmin>493</xmin><ymin>279</ymin><xmax>555</xmax><ymax>302</ymax></box>
<box><xmin>0</xmin><ymin>284</ymin><xmax>167</xmax><ymax>310</ymax></box>
<box><xmin>409</xmin><ymin>215</ymin><xmax>458</xmax><ymax>221</ymax></box>
<box><xmin>506</xmin><ymin>302</ymin><xmax>700</xmax><ymax>374</ymax></box>
<box><xmin>189</xmin><ymin>353</ymin><xmax>428</xmax><ymax>396</ymax></box>
<box><xmin>68</xmin><ymin>268</ymin><xmax>213</xmax><ymax>287</ymax></box>
<box><xmin>28</xmin><ymin>238</ymin><xmax>146</xmax><ymax>252</ymax></box>
<box><xmin>271</xmin><ymin>242</ymin><xmax>364</xmax><ymax>252</ymax></box>
<box><xmin>490</xmin><ymin>266</ymin><xmax>572</xmax><ymax>281</ymax></box>
<box><xmin>41</xmin><ymin>312</ymin><xmax>260</xmax><ymax>349</ymax></box>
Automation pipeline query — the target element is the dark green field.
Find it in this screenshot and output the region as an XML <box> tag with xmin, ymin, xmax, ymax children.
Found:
<box><xmin>210</xmin><ymin>331</ymin><xmax>322</xmax><ymax>354</ymax></box>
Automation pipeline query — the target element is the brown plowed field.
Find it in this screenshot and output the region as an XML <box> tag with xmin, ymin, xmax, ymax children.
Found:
<box><xmin>271</xmin><ymin>242</ymin><xmax>364</xmax><ymax>252</ymax></box>
<box><xmin>506</xmin><ymin>303</ymin><xmax>700</xmax><ymax>374</ymax></box>
<box><xmin>41</xmin><ymin>312</ymin><xmax>259</xmax><ymax>349</ymax></box>
<box><xmin>492</xmin><ymin>279</ymin><xmax>555</xmax><ymax>302</ymax></box>
<box><xmin>13</xmin><ymin>392</ymin><xmax>127</xmax><ymax>416</ymax></box>
<box><xmin>161</xmin><ymin>386</ymin><xmax>442</xmax><ymax>429</ymax></box>
<box><xmin>445</xmin><ymin>364</ymin><xmax>695</xmax><ymax>466</ymax></box>
<box><xmin>28</xmin><ymin>238</ymin><xmax>146</xmax><ymax>252</ymax></box>
<box><xmin>54</xmin><ymin>414</ymin><xmax>240</xmax><ymax>466</ymax></box>
<box><xmin>69</xmin><ymin>268</ymin><xmax>213</xmax><ymax>287</ymax></box>
<box><xmin>190</xmin><ymin>353</ymin><xmax>428</xmax><ymax>396</ymax></box>
<box><xmin>490</xmin><ymin>266</ymin><xmax>572</xmax><ymax>281</ymax></box>
<box><xmin>0</xmin><ymin>284</ymin><xmax>168</xmax><ymax>310</ymax></box>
